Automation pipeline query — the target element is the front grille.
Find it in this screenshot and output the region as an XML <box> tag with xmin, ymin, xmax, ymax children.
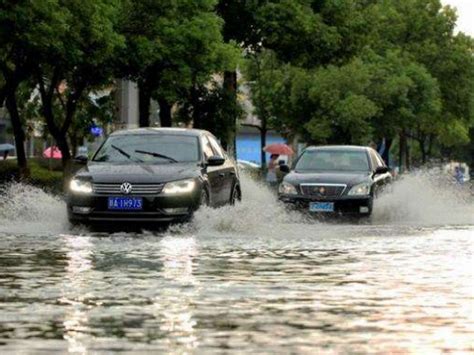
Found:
<box><xmin>300</xmin><ymin>184</ymin><xmax>346</xmax><ymax>198</ymax></box>
<box><xmin>93</xmin><ymin>183</ymin><xmax>164</xmax><ymax>195</ymax></box>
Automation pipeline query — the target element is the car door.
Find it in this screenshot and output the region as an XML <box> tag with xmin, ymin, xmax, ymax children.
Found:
<box><xmin>207</xmin><ymin>134</ymin><xmax>235</xmax><ymax>204</ymax></box>
<box><xmin>201</xmin><ymin>135</ymin><xmax>224</xmax><ymax>206</ymax></box>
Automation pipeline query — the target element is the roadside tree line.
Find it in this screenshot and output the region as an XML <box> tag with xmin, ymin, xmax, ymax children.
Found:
<box><xmin>0</xmin><ymin>0</ymin><xmax>473</xmax><ymax>178</ymax></box>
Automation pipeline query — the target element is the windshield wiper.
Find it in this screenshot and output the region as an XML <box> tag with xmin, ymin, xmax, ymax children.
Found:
<box><xmin>135</xmin><ymin>150</ymin><xmax>178</xmax><ymax>163</ymax></box>
<box><xmin>111</xmin><ymin>144</ymin><xmax>131</xmax><ymax>159</ymax></box>
<box><xmin>111</xmin><ymin>145</ymin><xmax>143</xmax><ymax>163</ymax></box>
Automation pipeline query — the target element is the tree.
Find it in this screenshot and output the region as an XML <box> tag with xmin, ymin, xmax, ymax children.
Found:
<box><xmin>369</xmin><ymin>0</ymin><xmax>473</xmax><ymax>166</ymax></box>
<box><xmin>34</xmin><ymin>0</ymin><xmax>124</xmax><ymax>173</ymax></box>
<box><xmin>216</xmin><ymin>0</ymin><xmax>266</xmax><ymax>153</ymax></box>
<box><xmin>243</xmin><ymin>50</ymin><xmax>287</xmax><ymax>166</ymax></box>
<box><xmin>119</xmin><ymin>0</ymin><xmax>237</xmax><ymax>129</ymax></box>
<box><xmin>0</xmin><ymin>0</ymin><xmax>69</xmax><ymax>175</ymax></box>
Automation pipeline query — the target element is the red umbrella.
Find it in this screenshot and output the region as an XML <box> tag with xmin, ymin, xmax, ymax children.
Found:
<box><xmin>263</xmin><ymin>143</ymin><xmax>294</xmax><ymax>155</ymax></box>
<box><xmin>43</xmin><ymin>146</ymin><xmax>62</xmax><ymax>159</ymax></box>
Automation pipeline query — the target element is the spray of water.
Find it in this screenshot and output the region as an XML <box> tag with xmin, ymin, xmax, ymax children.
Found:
<box><xmin>372</xmin><ymin>170</ymin><xmax>474</xmax><ymax>225</ymax></box>
<box><xmin>0</xmin><ymin>170</ymin><xmax>472</xmax><ymax>237</ymax></box>
<box><xmin>0</xmin><ymin>183</ymin><xmax>69</xmax><ymax>235</ymax></box>
<box><xmin>178</xmin><ymin>174</ymin><xmax>306</xmax><ymax>237</ymax></box>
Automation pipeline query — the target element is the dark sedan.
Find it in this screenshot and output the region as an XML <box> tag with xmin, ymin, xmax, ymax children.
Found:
<box><xmin>67</xmin><ymin>128</ymin><xmax>241</xmax><ymax>224</ymax></box>
<box><xmin>278</xmin><ymin>146</ymin><xmax>391</xmax><ymax>216</ymax></box>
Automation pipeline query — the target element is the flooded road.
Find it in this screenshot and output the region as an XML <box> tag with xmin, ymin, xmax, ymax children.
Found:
<box><xmin>0</xmin><ymin>174</ymin><xmax>473</xmax><ymax>353</ymax></box>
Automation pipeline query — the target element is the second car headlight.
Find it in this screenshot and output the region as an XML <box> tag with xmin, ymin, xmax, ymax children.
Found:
<box><xmin>162</xmin><ymin>179</ymin><xmax>196</xmax><ymax>194</ymax></box>
<box><xmin>348</xmin><ymin>182</ymin><xmax>371</xmax><ymax>196</ymax></box>
<box><xmin>69</xmin><ymin>179</ymin><xmax>93</xmax><ymax>194</ymax></box>
<box><xmin>279</xmin><ymin>181</ymin><xmax>298</xmax><ymax>195</ymax></box>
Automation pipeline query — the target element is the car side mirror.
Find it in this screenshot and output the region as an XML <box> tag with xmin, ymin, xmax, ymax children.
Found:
<box><xmin>374</xmin><ymin>166</ymin><xmax>389</xmax><ymax>175</ymax></box>
<box><xmin>207</xmin><ymin>155</ymin><xmax>225</xmax><ymax>166</ymax></box>
<box><xmin>74</xmin><ymin>155</ymin><xmax>88</xmax><ymax>164</ymax></box>
<box><xmin>279</xmin><ymin>164</ymin><xmax>290</xmax><ymax>174</ymax></box>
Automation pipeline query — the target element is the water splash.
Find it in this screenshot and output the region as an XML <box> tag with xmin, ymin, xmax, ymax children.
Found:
<box><xmin>0</xmin><ymin>170</ymin><xmax>472</xmax><ymax>237</ymax></box>
<box><xmin>0</xmin><ymin>183</ymin><xmax>69</xmax><ymax>235</ymax></box>
<box><xmin>183</xmin><ymin>173</ymin><xmax>306</xmax><ymax>237</ymax></box>
<box><xmin>372</xmin><ymin>170</ymin><xmax>474</xmax><ymax>226</ymax></box>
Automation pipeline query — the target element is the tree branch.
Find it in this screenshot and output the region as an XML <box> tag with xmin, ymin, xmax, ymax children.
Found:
<box><xmin>55</xmin><ymin>87</ymin><xmax>66</xmax><ymax>110</ymax></box>
<box><xmin>62</xmin><ymin>81</ymin><xmax>86</xmax><ymax>135</ymax></box>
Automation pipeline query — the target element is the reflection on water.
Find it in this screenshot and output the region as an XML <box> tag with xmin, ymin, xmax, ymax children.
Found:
<box><xmin>0</xmin><ymin>228</ymin><xmax>472</xmax><ymax>353</ymax></box>
<box><xmin>61</xmin><ymin>236</ymin><xmax>93</xmax><ymax>354</ymax></box>
<box><xmin>158</xmin><ymin>236</ymin><xmax>199</xmax><ymax>352</ymax></box>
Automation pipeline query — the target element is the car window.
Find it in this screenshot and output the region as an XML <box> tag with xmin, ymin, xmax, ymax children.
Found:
<box><xmin>93</xmin><ymin>134</ymin><xmax>200</xmax><ymax>163</ymax></box>
<box><xmin>207</xmin><ymin>135</ymin><xmax>225</xmax><ymax>158</ymax></box>
<box><xmin>295</xmin><ymin>150</ymin><xmax>370</xmax><ymax>172</ymax></box>
<box><xmin>202</xmin><ymin>135</ymin><xmax>215</xmax><ymax>160</ymax></box>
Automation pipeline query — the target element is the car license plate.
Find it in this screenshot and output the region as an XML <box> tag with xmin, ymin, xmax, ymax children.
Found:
<box><xmin>108</xmin><ymin>197</ymin><xmax>143</xmax><ymax>210</ymax></box>
<box><xmin>309</xmin><ymin>202</ymin><xmax>334</xmax><ymax>213</ymax></box>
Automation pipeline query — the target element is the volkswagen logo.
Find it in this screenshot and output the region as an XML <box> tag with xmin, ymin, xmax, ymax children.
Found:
<box><xmin>318</xmin><ymin>186</ymin><xmax>326</xmax><ymax>195</ymax></box>
<box><xmin>120</xmin><ymin>182</ymin><xmax>133</xmax><ymax>195</ymax></box>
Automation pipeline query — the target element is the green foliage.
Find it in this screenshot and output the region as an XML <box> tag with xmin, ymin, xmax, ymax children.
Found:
<box><xmin>1</xmin><ymin>0</ymin><xmax>472</xmax><ymax>172</ymax></box>
<box><xmin>244</xmin><ymin>0</ymin><xmax>473</xmax><ymax>165</ymax></box>
<box><xmin>119</xmin><ymin>0</ymin><xmax>239</xmax><ymax>104</ymax></box>
<box><xmin>0</xmin><ymin>160</ymin><xmax>63</xmax><ymax>193</ymax></box>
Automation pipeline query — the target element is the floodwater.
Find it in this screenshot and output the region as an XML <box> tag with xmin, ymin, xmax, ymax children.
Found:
<box><xmin>0</xmin><ymin>172</ymin><xmax>473</xmax><ymax>354</ymax></box>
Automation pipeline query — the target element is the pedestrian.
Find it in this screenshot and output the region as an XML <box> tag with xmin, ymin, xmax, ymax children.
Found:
<box><xmin>3</xmin><ymin>151</ymin><xmax>8</xmax><ymax>160</ymax></box>
<box><xmin>454</xmin><ymin>166</ymin><xmax>464</xmax><ymax>184</ymax></box>
<box><xmin>266</xmin><ymin>154</ymin><xmax>279</xmax><ymax>186</ymax></box>
<box><xmin>275</xmin><ymin>159</ymin><xmax>286</xmax><ymax>184</ymax></box>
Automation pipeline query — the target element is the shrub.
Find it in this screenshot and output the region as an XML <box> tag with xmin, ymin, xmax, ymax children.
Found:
<box><xmin>0</xmin><ymin>160</ymin><xmax>64</xmax><ymax>194</ymax></box>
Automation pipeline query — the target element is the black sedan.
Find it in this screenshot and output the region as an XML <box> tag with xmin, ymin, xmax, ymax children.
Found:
<box><xmin>67</xmin><ymin>128</ymin><xmax>241</xmax><ymax>224</ymax></box>
<box><xmin>278</xmin><ymin>146</ymin><xmax>392</xmax><ymax>216</ymax></box>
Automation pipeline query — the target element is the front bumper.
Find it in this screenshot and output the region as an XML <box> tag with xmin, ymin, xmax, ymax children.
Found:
<box><xmin>279</xmin><ymin>194</ymin><xmax>372</xmax><ymax>215</ymax></box>
<box><xmin>67</xmin><ymin>191</ymin><xmax>201</xmax><ymax>223</ymax></box>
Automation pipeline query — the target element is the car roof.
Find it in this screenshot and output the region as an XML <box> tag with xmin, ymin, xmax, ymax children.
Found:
<box><xmin>305</xmin><ymin>145</ymin><xmax>371</xmax><ymax>152</ymax></box>
<box><xmin>109</xmin><ymin>127</ymin><xmax>208</xmax><ymax>137</ymax></box>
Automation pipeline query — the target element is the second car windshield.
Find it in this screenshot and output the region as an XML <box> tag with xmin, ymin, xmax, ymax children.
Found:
<box><xmin>295</xmin><ymin>150</ymin><xmax>370</xmax><ymax>172</ymax></box>
<box><xmin>93</xmin><ymin>134</ymin><xmax>200</xmax><ymax>164</ymax></box>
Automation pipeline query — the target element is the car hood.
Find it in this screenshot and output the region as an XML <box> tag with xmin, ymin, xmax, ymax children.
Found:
<box><xmin>284</xmin><ymin>171</ymin><xmax>371</xmax><ymax>187</ymax></box>
<box><xmin>75</xmin><ymin>162</ymin><xmax>201</xmax><ymax>184</ymax></box>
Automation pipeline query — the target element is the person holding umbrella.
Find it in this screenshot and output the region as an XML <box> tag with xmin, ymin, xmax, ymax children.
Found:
<box><xmin>263</xmin><ymin>143</ymin><xmax>294</xmax><ymax>186</ymax></box>
<box><xmin>267</xmin><ymin>153</ymin><xmax>279</xmax><ymax>184</ymax></box>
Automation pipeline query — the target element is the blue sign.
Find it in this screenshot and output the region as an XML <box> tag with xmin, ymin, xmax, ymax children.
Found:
<box><xmin>90</xmin><ymin>125</ymin><xmax>103</xmax><ymax>137</ymax></box>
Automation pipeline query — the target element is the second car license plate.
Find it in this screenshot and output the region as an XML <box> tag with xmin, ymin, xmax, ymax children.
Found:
<box><xmin>309</xmin><ymin>202</ymin><xmax>334</xmax><ymax>213</ymax></box>
<box><xmin>108</xmin><ymin>197</ymin><xmax>143</xmax><ymax>210</ymax></box>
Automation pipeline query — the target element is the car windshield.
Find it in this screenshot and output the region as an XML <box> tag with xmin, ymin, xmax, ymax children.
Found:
<box><xmin>93</xmin><ymin>134</ymin><xmax>200</xmax><ymax>164</ymax></box>
<box><xmin>295</xmin><ymin>150</ymin><xmax>370</xmax><ymax>172</ymax></box>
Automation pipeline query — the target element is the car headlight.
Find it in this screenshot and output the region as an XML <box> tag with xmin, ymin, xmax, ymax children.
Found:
<box><xmin>69</xmin><ymin>179</ymin><xmax>93</xmax><ymax>194</ymax></box>
<box><xmin>162</xmin><ymin>179</ymin><xmax>196</xmax><ymax>194</ymax></box>
<box><xmin>279</xmin><ymin>181</ymin><xmax>298</xmax><ymax>195</ymax></box>
<box><xmin>348</xmin><ymin>182</ymin><xmax>371</xmax><ymax>196</ymax></box>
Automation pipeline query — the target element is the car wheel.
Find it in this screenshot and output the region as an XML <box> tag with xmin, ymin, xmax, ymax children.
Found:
<box><xmin>230</xmin><ymin>185</ymin><xmax>241</xmax><ymax>205</ymax></box>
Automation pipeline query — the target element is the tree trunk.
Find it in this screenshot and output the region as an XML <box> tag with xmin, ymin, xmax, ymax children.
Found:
<box><xmin>138</xmin><ymin>84</ymin><xmax>151</xmax><ymax>127</ymax></box>
<box><xmin>427</xmin><ymin>134</ymin><xmax>434</xmax><ymax>157</ymax></box>
<box><xmin>56</xmin><ymin>134</ymin><xmax>72</xmax><ymax>170</ymax></box>
<box><xmin>405</xmin><ymin>138</ymin><xmax>410</xmax><ymax>171</ymax></box>
<box><xmin>158</xmin><ymin>98</ymin><xmax>172</xmax><ymax>127</ymax></box>
<box><xmin>260</xmin><ymin>119</ymin><xmax>267</xmax><ymax>169</ymax></box>
<box><xmin>419</xmin><ymin>139</ymin><xmax>427</xmax><ymax>165</ymax></box>
<box><xmin>399</xmin><ymin>131</ymin><xmax>407</xmax><ymax>174</ymax></box>
<box><xmin>5</xmin><ymin>89</ymin><xmax>28</xmax><ymax>177</ymax></box>
<box><xmin>190</xmin><ymin>86</ymin><xmax>202</xmax><ymax>129</ymax></box>
<box><xmin>223</xmin><ymin>70</ymin><xmax>237</xmax><ymax>157</ymax></box>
